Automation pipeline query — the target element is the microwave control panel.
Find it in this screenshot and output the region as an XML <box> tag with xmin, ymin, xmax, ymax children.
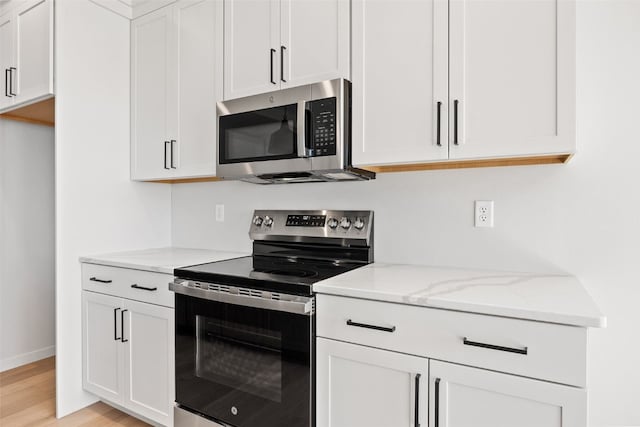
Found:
<box><xmin>308</xmin><ymin>97</ymin><xmax>337</xmax><ymax>157</ymax></box>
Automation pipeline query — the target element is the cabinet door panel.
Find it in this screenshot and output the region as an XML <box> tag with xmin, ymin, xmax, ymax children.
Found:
<box><xmin>14</xmin><ymin>0</ymin><xmax>53</xmax><ymax>104</ymax></box>
<box><xmin>280</xmin><ymin>0</ymin><xmax>349</xmax><ymax>88</ymax></box>
<box><xmin>0</xmin><ymin>10</ymin><xmax>14</xmax><ymax>110</ymax></box>
<box><xmin>131</xmin><ymin>6</ymin><xmax>173</xmax><ymax>180</ymax></box>
<box><xmin>317</xmin><ymin>338</ymin><xmax>428</xmax><ymax>427</ymax></box>
<box><xmin>124</xmin><ymin>299</ymin><xmax>174</xmax><ymax>426</ymax></box>
<box><xmin>449</xmin><ymin>0</ymin><xmax>575</xmax><ymax>159</ymax></box>
<box><xmin>429</xmin><ymin>360</ymin><xmax>586</xmax><ymax>427</ymax></box>
<box><xmin>82</xmin><ymin>292</ymin><xmax>124</xmax><ymax>404</ymax></box>
<box><xmin>174</xmin><ymin>0</ymin><xmax>220</xmax><ymax>178</ymax></box>
<box><xmin>352</xmin><ymin>0</ymin><xmax>448</xmax><ymax>167</ymax></box>
<box><xmin>224</xmin><ymin>0</ymin><xmax>280</xmax><ymax>100</ymax></box>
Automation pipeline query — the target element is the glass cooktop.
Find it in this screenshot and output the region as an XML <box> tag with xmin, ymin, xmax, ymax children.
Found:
<box><xmin>174</xmin><ymin>256</ymin><xmax>365</xmax><ymax>296</ymax></box>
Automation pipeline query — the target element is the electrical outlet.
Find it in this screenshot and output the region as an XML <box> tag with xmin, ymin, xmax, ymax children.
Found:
<box><xmin>215</xmin><ymin>204</ymin><xmax>224</xmax><ymax>222</ymax></box>
<box><xmin>474</xmin><ymin>200</ymin><xmax>494</xmax><ymax>228</ymax></box>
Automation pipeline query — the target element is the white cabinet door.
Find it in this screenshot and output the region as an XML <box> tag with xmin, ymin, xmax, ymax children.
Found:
<box><xmin>173</xmin><ymin>0</ymin><xmax>221</xmax><ymax>178</ymax></box>
<box><xmin>82</xmin><ymin>292</ymin><xmax>125</xmax><ymax>405</ymax></box>
<box><xmin>351</xmin><ymin>0</ymin><xmax>448</xmax><ymax>167</ymax></box>
<box><xmin>123</xmin><ymin>299</ymin><xmax>175</xmax><ymax>427</ymax></box>
<box><xmin>224</xmin><ymin>0</ymin><xmax>280</xmax><ymax>100</ymax></box>
<box><xmin>131</xmin><ymin>5</ymin><xmax>174</xmax><ymax>180</ymax></box>
<box><xmin>13</xmin><ymin>0</ymin><xmax>53</xmax><ymax>104</ymax></box>
<box><xmin>449</xmin><ymin>0</ymin><xmax>576</xmax><ymax>159</ymax></box>
<box><xmin>429</xmin><ymin>360</ymin><xmax>586</xmax><ymax>427</ymax></box>
<box><xmin>316</xmin><ymin>338</ymin><xmax>429</xmax><ymax>427</ymax></box>
<box><xmin>280</xmin><ymin>0</ymin><xmax>349</xmax><ymax>89</ymax></box>
<box><xmin>0</xmin><ymin>9</ymin><xmax>14</xmax><ymax>110</ymax></box>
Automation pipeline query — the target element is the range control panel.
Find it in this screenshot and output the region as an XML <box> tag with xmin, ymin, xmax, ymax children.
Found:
<box><xmin>249</xmin><ymin>210</ymin><xmax>373</xmax><ymax>245</ymax></box>
<box><xmin>308</xmin><ymin>97</ymin><xmax>337</xmax><ymax>157</ymax></box>
<box><xmin>286</xmin><ymin>215</ymin><xmax>326</xmax><ymax>227</ymax></box>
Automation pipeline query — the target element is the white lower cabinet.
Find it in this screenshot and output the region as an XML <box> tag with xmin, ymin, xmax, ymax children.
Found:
<box><xmin>316</xmin><ymin>294</ymin><xmax>589</xmax><ymax>427</ymax></box>
<box><xmin>83</xmin><ymin>292</ymin><xmax>124</xmax><ymax>404</ymax></box>
<box><xmin>82</xmin><ymin>264</ymin><xmax>174</xmax><ymax>427</ymax></box>
<box><xmin>429</xmin><ymin>360</ymin><xmax>586</xmax><ymax>427</ymax></box>
<box><xmin>316</xmin><ymin>338</ymin><xmax>428</xmax><ymax>427</ymax></box>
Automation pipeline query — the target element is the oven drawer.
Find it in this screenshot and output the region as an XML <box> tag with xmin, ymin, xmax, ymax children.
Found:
<box><xmin>316</xmin><ymin>294</ymin><xmax>586</xmax><ymax>387</ymax></box>
<box><xmin>82</xmin><ymin>263</ymin><xmax>174</xmax><ymax>308</ymax></box>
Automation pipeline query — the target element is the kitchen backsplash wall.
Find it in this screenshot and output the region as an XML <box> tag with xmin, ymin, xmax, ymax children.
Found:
<box><xmin>172</xmin><ymin>2</ymin><xmax>640</xmax><ymax>425</ymax></box>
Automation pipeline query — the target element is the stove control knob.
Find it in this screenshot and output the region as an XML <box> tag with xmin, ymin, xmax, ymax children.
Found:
<box><xmin>327</xmin><ymin>218</ymin><xmax>339</xmax><ymax>229</ymax></box>
<box><xmin>253</xmin><ymin>216</ymin><xmax>263</xmax><ymax>226</ymax></box>
<box><xmin>263</xmin><ymin>216</ymin><xmax>274</xmax><ymax>227</ymax></box>
<box><xmin>340</xmin><ymin>217</ymin><xmax>352</xmax><ymax>230</ymax></box>
<box><xmin>354</xmin><ymin>217</ymin><xmax>365</xmax><ymax>230</ymax></box>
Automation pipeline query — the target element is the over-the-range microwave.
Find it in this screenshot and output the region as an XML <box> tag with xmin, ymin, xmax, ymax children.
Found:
<box><xmin>216</xmin><ymin>78</ymin><xmax>375</xmax><ymax>184</ymax></box>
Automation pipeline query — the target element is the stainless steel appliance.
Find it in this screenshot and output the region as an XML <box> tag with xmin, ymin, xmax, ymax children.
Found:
<box><xmin>171</xmin><ymin>210</ymin><xmax>374</xmax><ymax>427</ymax></box>
<box><xmin>216</xmin><ymin>79</ymin><xmax>375</xmax><ymax>184</ymax></box>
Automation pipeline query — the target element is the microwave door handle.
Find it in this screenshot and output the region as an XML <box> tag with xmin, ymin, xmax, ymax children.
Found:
<box><xmin>296</xmin><ymin>101</ymin><xmax>308</xmax><ymax>158</ymax></box>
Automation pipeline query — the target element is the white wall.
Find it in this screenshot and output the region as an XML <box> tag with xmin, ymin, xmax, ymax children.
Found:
<box><xmin>55</xmin><ymin>0</ymin><xmax>172</xmax><ymax>417</ymax></box>
<box><xmin>0</xmin><ymin>119</ymin><xmax>55</xmax><ymax>371</ymax></box>
<box><xmin>171</xmin><ymin>1</ymin><xmax>640</xmax><ymax>425</ymax></box>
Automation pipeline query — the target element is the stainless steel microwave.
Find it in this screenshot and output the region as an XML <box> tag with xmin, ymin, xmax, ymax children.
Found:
<box><xmin>216</xmin><ymin>78</ymin><xmax>374</xmax><ymax>184</ymax></box>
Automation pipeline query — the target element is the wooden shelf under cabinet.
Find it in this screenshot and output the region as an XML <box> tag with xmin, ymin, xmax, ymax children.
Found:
<box><xmin>0</xmin><ymin>97</ymin><xmax>55</xmax><ymax>127</ymax></box>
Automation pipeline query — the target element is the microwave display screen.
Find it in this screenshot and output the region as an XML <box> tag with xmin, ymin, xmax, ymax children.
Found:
<box><xmin>220</xmin><ymin>104</ymin><xmax>299</xmax><ymax>164</ymax></box>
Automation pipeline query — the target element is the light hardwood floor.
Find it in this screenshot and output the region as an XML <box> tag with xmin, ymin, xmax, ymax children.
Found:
<box><xmin>0</xmin><ymin>357</ymin><xmax>150</xmax><ymax>426</ymax></box>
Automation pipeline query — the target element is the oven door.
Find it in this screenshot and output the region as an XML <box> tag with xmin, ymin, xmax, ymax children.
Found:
<box><xmin>175</xmin><ymin>291</ymin><xmax>313</xmax><ymax>427</ymax></box>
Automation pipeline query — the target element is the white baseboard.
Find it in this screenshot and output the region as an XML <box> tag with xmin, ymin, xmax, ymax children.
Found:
<box><xmin>0</xmin><ymin>346</ymin><xmax>56</xmax><ymax>372</ymax></box>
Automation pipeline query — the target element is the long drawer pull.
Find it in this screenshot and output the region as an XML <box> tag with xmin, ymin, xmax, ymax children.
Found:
<box><xmin>463</xmin><ymin>337</ymin><xmax>528</xmax><ymax>355</ymax></box>
<box><xmin>346</xmin><ymin>319</ymin><xmax>396</xmax><ymax>333</ymax></box>
<box><xmin>90</xmin><ymin>277</ymin><xmax>112</xmax><ymax>284</ymax></box>
<box><xmin>434</xmin><ymin>378</ymin><xmax>441</xmax><ymax>427</ymax></box>
<box><xmin>113</xmin><ymin>308</ymin><xmax>121</xmax><ymax>341</ymax></box>
<box><xmin>131</xmin><ymin>284</ymin><xmax>158</xmax><ymax>292</ymax></box>
<box><xmin>414</xmin><ymin>373</ymin><xmax>421</xmax><ymax>427</ymax></box>
<box><xmin>121</xmin><ymin>309</ymin><xmax>128</xmax><ymax>343</ymax></box>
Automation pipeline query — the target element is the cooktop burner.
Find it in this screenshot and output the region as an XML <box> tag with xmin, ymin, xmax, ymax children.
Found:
<box><xmin>174</xmin><ymin>210</ymin><xmax>374</xmax><ymax>296</ymax></box>
<box><xmin>174</xmin><ymin>255</ymin><xmax>364</xmax><ymax>296</ymax></box>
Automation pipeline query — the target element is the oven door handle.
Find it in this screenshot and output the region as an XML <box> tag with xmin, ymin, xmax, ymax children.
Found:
<box><xmin>169</xmin><ymin>281</ymin><xmax>314</xmax><ymax>316</ymax></box>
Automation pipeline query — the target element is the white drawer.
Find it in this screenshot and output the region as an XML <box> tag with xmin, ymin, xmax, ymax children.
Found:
<box><xmin>82</xmin><ymin>263</ymin><xmax>174</xmax><ymax>308</ymax></box>
<box><xmin>316</xmin><ymin>294</ymin><xmax>586</xmax><ymax>387</ymax></box>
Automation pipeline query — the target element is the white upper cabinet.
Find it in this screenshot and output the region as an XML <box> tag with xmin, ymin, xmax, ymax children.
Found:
<box><xmin>280</xmin><ymin>0</ymin><xmax>350</xmax><ymax>89</ymax></box>
<box><xmin>14</xmin><ymin>0</ymin><xmax>53</xmax><ymax>104</ymax></box>
<box><xmin>173</xmin><ymin>0</ymin><xmax>221</xmax><ymax>177</ymax></box>
<box><xmin>449</xmin><ymin>0</ymin><xmax>576</xmax><ymax>159</ymax></box>
<box><xmin>352</xmin><ymin>0</ymin><xmax>448</xmax><ymax>167</ymax></box>
<box><xmin>223</xmin><ymin>0</ymin><xmax>350</xmax><ymax>100</ymax></box>
<box><xmin>0</xmin><ymin>9</ymin><xmax>14</xmax><ymax>110</ymax></box>
<box><xmin>131</xmin><ymin>0</ymin><xmax>221</xmax><ymax>181</ymax></box>
<box><xmin>224</xmin><ymin>0</ymin><xmax>280</xmax><ymax>100</ymax></box>
<box><xmin>429</xmin><ymin>360</ymin><xmax>587</xmax><ymax>427</ymax></box>
<box><xmin>131</xmin><ymin>6</ymin><xmax>173</xmax><ymax>180</ymax></box>
<box><xmin>0</xmin><ymin>0</ymin><xmax>53</xmax><ymax>112</ymax></box>
<box><xmin>352</xmin><ymin>0</ymin><xmax>576</xmax><ymax>168</ymax></box>
<box><xmin>316</xmin><ymin>337</ymin><xmax>429</xmax><ymax>427</ymax></box>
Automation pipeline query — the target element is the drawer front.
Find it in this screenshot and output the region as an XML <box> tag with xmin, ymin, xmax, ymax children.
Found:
<box><xmin>316</xmin><ymin>294</ymin><xmax>586</xmax><ymax>387</ymax></box>
<box><xmin>82</xmin><ymin>263</ymin><xmax>174</xmax><ymax>308</ymax></box>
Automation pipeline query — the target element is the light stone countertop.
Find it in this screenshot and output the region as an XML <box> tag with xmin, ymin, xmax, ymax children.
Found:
<box><xmin>313</xmin><ymin>263</ymin><xmax>606</xmax><ymax>328</ymax></box>
<box><xmin>80</xmin><ymin>247</ymin><xmax>248</xmax><ymax>275</ymax></box>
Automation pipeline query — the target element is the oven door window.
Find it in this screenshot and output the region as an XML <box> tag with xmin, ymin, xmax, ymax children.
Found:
<box><xmin>219</xmin><ymin>104</ymin><xmax>299</xmax><ymax>164</ymax></box>
<box><xmin>195</xmin><ymin>316</ymin><xmax>283</xmax><ymax>403</ymax></box>
<box><xmin>176</xmin><ymin>294</ymin><xmax>311</xmax><ymax>427</ymax></box>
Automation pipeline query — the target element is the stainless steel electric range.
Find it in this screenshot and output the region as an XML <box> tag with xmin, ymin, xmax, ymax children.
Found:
<box><xmin>170</xmin><ymin>210</ymin><xmax>374</xmax><ymax>427</ymax></box>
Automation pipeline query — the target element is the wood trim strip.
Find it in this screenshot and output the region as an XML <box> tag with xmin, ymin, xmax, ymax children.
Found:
<box><xmin>0</xmin><ymin>97</ymin><xmax>55</xmax><ymax>127</ymax></box>
<box><xmin>360</xmin><ymin>154</ymin><xmax>572</xmax><ymax>174</ymax></box>
<box><xmin>152</xmin><ymin>176</ymin><xmax>223</xmax><ymax>184</ymax></box>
